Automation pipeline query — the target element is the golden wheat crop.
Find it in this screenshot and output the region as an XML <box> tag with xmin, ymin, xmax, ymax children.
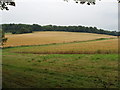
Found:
<box><xmin>11</xmin><ymin>38</ymin><xmax>118</xmax><ymax>54</ymax></box>
<box><xmin>4</xmin><ymin>31</ymin><xmax>116</xmax><ymax>47</ymax></box>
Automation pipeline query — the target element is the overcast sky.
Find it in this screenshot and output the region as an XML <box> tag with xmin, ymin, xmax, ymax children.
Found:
<box><xmin>0</xmin><ymin>0</ymin><xmax>118</xmax><ymax>31</ymax></box>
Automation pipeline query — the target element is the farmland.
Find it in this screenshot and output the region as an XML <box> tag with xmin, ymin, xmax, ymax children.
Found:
<box><xmin>2</xmin><ymin>31</ymin><xmax>118</xmax><ymax>88</ymax></box>
<box><xmin>6</xmin><ymin>38</ymin><xmax>118</xmax><ymax>54</ymax></box>
<box><xmin>4</xmin><ymin>31</ymin><xmax>116</xmax><ymax>47</ymax></box>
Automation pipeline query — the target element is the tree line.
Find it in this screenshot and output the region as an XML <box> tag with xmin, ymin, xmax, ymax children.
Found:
<box><xmin>2</xmin><ymin>24</ymin><xmax>119</xmax><ymax>36</ymax></box>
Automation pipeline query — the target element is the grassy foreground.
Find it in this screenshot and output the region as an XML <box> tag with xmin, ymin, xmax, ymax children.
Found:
<box><xmin>3</xmin><ymin>52</ymin><xmax>118</xmax><ymax>88</ymax></box>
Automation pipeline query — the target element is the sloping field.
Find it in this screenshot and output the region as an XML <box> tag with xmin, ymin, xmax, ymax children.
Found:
<box><xmin>4</xmin><ymin>31</ymin><xmax>116</xmax><ymax>47</ymax></box>
<box><xmin>6</xmin><ymin>38</ymin><xmax>118</xmax><ymax>54</ymax></box>
<box><xmin>2</xmin><ymin>32</ymin><xmax>118</xmax><ymax>88</ymax></box>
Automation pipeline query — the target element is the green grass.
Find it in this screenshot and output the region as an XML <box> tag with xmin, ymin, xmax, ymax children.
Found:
<box><xmin>3</xmin><ymin>51</ymin><xmax>118</xmax><ymax>88</ymax></box>
<box><xmin>5</xmin><ymin>33</ymin><xmax>12</xmax><ymax>35</ymax></box>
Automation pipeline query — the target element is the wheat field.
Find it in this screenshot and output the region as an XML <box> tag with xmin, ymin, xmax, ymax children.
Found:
<box><xmin>9</xmin><ymin>38</ymin><xmax>118</xmax><ymax>54</ymax></box>
<box><xmin>4</xmin><ymin>31</ymin><xmax>116</xmax><ymax>47</ymax></box>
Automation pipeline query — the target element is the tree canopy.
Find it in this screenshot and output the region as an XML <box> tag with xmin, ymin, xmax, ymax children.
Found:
<box><xmin>64</xmin><ymin>0</ymin><xmax>96</xmax><ymax>5</ymax></box>
<box><xmin>2</xmin><ymin>24</ymin><xmax>119</xmax><ymax>36</ymax></box>
<box><xmin>0</xmin><ymin>0</ymin><xmax>15</xmax><ymax>10</ymax></box>
<box><xmin>65</xmin><ymin>0</ymin><xmax>120</xmax><ymax>5</ymax></box>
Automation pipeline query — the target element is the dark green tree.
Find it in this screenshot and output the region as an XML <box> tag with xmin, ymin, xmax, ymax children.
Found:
<box><xmin>2</xmin><ymin>24</ymin><xmax>119</xmax><ymax>36</ymax></box>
